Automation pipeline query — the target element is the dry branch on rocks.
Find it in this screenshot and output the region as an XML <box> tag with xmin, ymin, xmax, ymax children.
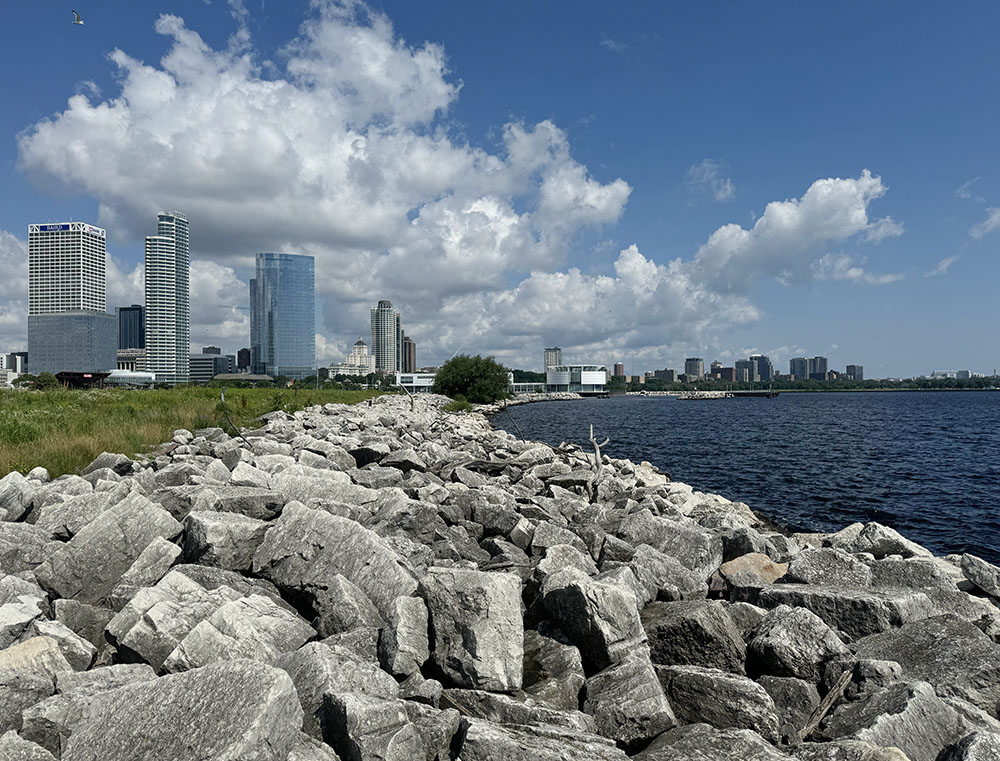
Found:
<box><xmin>0</xmin><ymin>392</ymin><xmax>998</xmax><ymax>760</ymax></box>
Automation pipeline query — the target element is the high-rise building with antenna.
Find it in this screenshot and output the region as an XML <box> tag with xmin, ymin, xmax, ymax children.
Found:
<box><xmin>144</xmin><ymin>211</ymin><xmax>190</xmax><ymax>385</ymax></box>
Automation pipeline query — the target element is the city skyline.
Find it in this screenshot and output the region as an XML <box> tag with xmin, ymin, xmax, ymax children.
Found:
<box><xmin>0</xmin><ymin>3</ymin><xmax>997</xmax><ymax>376</ymax></box>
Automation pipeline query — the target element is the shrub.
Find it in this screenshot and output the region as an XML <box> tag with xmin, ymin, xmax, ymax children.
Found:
<box><xmin>432</xmin><ymin>354</ymin><xmax>509</xmax><ymax>404</ymax></box>
<box><xmin>442</xmin><ymin>394</ymin><xmax>472</xmax><ymax>413</ymax></box>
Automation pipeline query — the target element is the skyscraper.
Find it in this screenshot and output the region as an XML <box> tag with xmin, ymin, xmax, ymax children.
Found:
<box><xmin>250</xmin><ymin>253</ymin><xmax>315</xmax><ymax>380</ymax></box>
<box><xmin>789</xmin><ymin>357</ymin><xmax>808</xmax><ymax>380</ymax></box>
<box><xmin>237</xmin><ymin>347</ymin><xmax>251</xmax><ymax>371</ymax></box>
<box><xmin>750</xmin><ymin>354</ymin><xmax>774</xmax><ymax>382</ymax></box>
<box><xmin>370</xmin><ymin>300</ymin><xmax>402</xmax><ymax>374</ymax></box>
<box><xmin>145</xmin><ymin>212</ymin><xmax>190</xmax><ymax>385</ymax></box>
<box><xmin>27</xmin><ymin>221</ymin><xmax>116</xmax><ymax>374</ymax></box>
<box><xmin>613</xmin><ymin>361</ymin><xmax>624</xmax><ymax>377</ymax></box>
<box><xmin>684</xmin><ymin>358</ymin><xmax>704</xmax><ymax>380</ymax></box>
<box><xmin>846</xmin><ymin>364</ymin><xmax>864</xmax><ymax>381</ymax></box>
<box><xmin>117</xmin><ymin>304</ymin><xmax>145</xmax><ymax>349</ymax></box>
<box><xmin>808</xmin><ymin>356</ymin><xmax>829</xmax><ymax>380</ymax></box>
<box><xmin>403</xmin><ymin>336</ymin><xmax>416</xmax><ymax>373</ymax></box>
<box><xmin>544</xmin><ymin>347</ymin><xmax>562</xmax><ymax>370</ymax></box>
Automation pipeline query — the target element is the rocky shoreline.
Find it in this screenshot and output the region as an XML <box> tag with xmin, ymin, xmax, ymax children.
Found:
<box><xmin>1</xmin><ymin>393</ymin><xmax>1000</xmax><ymax>760</ymax></box>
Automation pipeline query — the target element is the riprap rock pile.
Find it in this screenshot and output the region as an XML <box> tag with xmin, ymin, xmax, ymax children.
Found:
<box><xmin>1</xmin><ymin>393</ymin><xmax>1000</xmax><ymax>760</ymax></box>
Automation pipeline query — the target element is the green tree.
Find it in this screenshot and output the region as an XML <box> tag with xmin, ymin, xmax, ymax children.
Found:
<box><xmin>433</xmin><ymin>354</ymin><xmax>510</xmax><ymax>404</ymax></box>
<box><xmin>36</xmin><ymin>372</ymin><xmax>60</xmax><ymax>390</ymax></box>
<box><xmin>12</xmin><ymin>374</ymin><xmax>37</xmax><ymax>388</ymax></box>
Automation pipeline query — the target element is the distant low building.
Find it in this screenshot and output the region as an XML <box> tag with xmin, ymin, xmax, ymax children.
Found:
<box><xmin>395</xmin><ymin>371</ymin><xmax>436</xmax><ymax>393</ymax></box>
<box><xmin>846</xmin><ymin>364</ymin><xmax>864</xmax><ymax>381</ymax></box>
<box><xmin>105</xmin><ymin>370</ymin><xmax>156</xmax><ymax>388</ymax></box>
<box><xmin>189</xmin><ymin>353</ymin><xmax>233</xmax><ymax>384</ymax></box>
<box><xmin>117</xmin><ymin>348</ymin><xmax>147</xmax><ymax>372</ymax></box>
<box><xmin>329</xmin><ymin>337</ymin><xmax>377</xmax><ymax>377</ymax></box>
<box><xmin>718</xmin><ymin>367</ymin><xmax>736</xmax><ymax>382</ymax></box>
<box><xmin>546</xmin><ymin>365</ymin><xmax>607</xmax><ymax>394</ymax></box>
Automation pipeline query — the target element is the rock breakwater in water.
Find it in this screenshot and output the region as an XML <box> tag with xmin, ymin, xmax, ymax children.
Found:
<box><xmin>1</xmin><ymin>394</ymin><xmax>1000</xmax><ymax>760</ymax></box>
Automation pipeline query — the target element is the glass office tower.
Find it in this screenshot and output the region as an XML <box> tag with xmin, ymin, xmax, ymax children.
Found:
<box><xmin>250</xmin><ymin>253</ymin><xmax>315</xmax><ymax>380</ymax></box>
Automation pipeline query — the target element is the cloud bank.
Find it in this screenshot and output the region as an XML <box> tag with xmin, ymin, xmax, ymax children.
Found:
<box><xmin>9</xmin><ymin>1</ymin><xmax>901</xmax><ymax>367</ymax></box>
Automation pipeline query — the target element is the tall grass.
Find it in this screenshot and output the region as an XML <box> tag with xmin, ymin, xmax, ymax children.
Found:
<box><xmin>0</xmin><ymin>386</ymin><xmax>380</xmax><ymax>478</ymax></box>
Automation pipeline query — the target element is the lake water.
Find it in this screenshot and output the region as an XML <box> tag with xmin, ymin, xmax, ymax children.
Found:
<box><xmin>492</xmin><ymin>391</ymin><xmax>1000</xmax><ymax>563</ymax></box>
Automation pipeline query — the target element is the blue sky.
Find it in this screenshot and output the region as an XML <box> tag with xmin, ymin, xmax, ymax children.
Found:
<box><xmin>1</xmin><ymin>1</ymin><xmax>997</xmax><ymax>377</ymax></box>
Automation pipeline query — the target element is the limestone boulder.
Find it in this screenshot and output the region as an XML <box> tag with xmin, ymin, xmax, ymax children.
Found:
<box><xmin>852</xmin><ymin>614</ymin><xmax>1000</xmax><ymax>714</ymax></box>
<box><xmin>34</xmin><ymin>493</ymin><xmax>182</xmax><ymax>605</ymax></box>
<box><xmin>522</xmin><ymin>626</ymin><xmax>586</xmax><ymax>711</ymax></box>
<box><xmin>939</xmin><ymin>732</ymin><xmax>1000</xmax><ymax>761</ymax></box>
<box><xmin>0</xmin><ymin>731</ymin><xmax>58</xmax><ymax>761</ymax></box>
<box><xmin>961</xmin><ymin>554</ymin><xmax>1000</xmax><ymax>599</ymax></box>
<box><xmin>541</xmin><ymin>567</ymin><xmax>647</xmax><ymax>673</ymax></box>
<box><xmin>161</xmin><ymin>594</ymin><xmax>315</xmax><ymax>672</ymax></box>
<box><xmin>58</xmin><ymin>660</ymin><xmax>302</xmax><ymax>761</ymax></box>
<box><xmin>421</xmin><ymin>567</ymin><xmax>523</xmax><ymax>691</ymax></box>
<box><xmin>657</xmin><ymin>664</ymin><xmax>780</xmax><ymax>742</ymax></box>
<box><xmin>0</xmin><ymin>524</ymin><xmax>62</xmax><ymax>575</ymax></box>
<box><xmin>252</xmin><ymin>503</ymin><xmax>418</xmax><ymax>621</ymax></box>
<box><xmin>378</xmin><ymin>595</ymin><xmax>429</xmax><ymax>677</ymax></box>
<box><xmin>276</xmin><ymin>642</ymin><xmax>398</xmax><ymax>739</ymax></box>
<box><xmin>456</xmin><ymin>718</ymin><xmax>630</xmax><ymax>761</ymax></box>
<box><xmin>785</xmin><ymin>548</ymin><xmax>873</xmax><ymax>588</ymax></box>
<box><xmin>818</xmin><ymin>681</ymin><xmax>964</xmax><ymax>761</ymax></box>
<box><xmin>583</xmin><ymin>651</ymin><xmax>677</xmax><ymax>749</ymax></box>
<box><xmin>634</xmin><ymin>723</ymin><xmax>791</xmax><ymax>760</ymax></box>
<box><xmin>747</xmin><ymin>604</ymin><xmax>851</xmax><ymax>682</ymax></box>
<box><xmin>181</xmin><ymin>511</ymin><xmax>268</xmax><ymax>572</ymax></box>
<box><xmin>642</xmin><ymin>600</ymin><xmax>746</xmax><ymax>674</ymax></box>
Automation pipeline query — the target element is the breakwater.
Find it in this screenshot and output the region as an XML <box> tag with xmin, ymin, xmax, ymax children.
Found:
<box><xmin>1</xmin><ymin>393</ymin><xmax>999</xmax><ymax>759</ymax></box>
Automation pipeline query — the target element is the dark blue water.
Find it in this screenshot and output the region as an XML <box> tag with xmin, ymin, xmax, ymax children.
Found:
<box><xmin>494</xmin><ymin>392</ymin><xmax>1000</xmax><ymax>563</ymax></box>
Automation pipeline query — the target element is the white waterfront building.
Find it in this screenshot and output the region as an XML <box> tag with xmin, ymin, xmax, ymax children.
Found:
<box><xmin>328</xmin><ymin>338</ymin><xmax>377</xmax><ymax>377</ymax></box>
<box><xmin>545</xmin><ymin>365</ymin><xmax>608</xmax><ymax>394</ymax></box>
<box><xmin>144</xmin><ymin>212</ymin><xmax>190</xmax><ymax>385</ymax></box>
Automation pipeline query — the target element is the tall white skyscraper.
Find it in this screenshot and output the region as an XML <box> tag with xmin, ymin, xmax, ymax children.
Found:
<box><xmin>26</xmin><ymin>221</ymin><xmax>116</xmax><ymax>374</ymax></box>
<box><xmin>370</xmin><ymin>299</ymin><xmax>402</xmax><ymax>374</ymax></box>
<box><xmin>144</xmin><ymin>211</ymin><xmax>190</xmax><ymax>385</ymax></box>
<box><xmin>28</xmin><ymin>222</ymin><xmax>106</xmax><ymax>314</ymax></box>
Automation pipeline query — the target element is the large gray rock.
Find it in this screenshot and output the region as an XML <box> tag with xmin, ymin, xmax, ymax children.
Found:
<box><xmin>828</xmin><ymin>522</ymin><xmax>931</xmax><ymax>560</ymax></box>
<box><xmin>0</xmin><ymin>731</ymin><xmax>58</xmax><ymax>761</ymax></box>
<box><xmin>853</xmin><ymin>614</ymin><xmax>1000</xmax><ymax>713</ymax></box>
<box><xmin>642</xmin><ymin>600</ymin><xmax>746</xmax><ymax>674</ymax></box>
<box><xmin>758</xmin><ymin>675</ymin><xmax>820</xmax><ymax>742</ymax></box>
<box><xmin>961</xmin><ymin>554</ymin><xmax>1000</xmax><ymax>599</ymax></box>
<box><xmin>105</xmin><ymin>569</ymin><xmax>240</xmax><ymax>671</ymax></box>
<box><xmin>26</xmin><ymin>620</ymin><xmax>96</xmax><ymax>671</ymax></box>
<box><xmin>0</xmin><ymin>472</ymin><xmax>37</xmax><ymax>522</ymax></box>
<box><xmin>0</xmin><ymin>595</ymin><xmax>45</xmax><ymax>649</ymax></box>
<box><xmin>657</xmin><ymin>664</ymin><xmax>780</xmax><ymax>742</ymax></box>
<box><xmin>583</xmin><ymin>651</ymin><xmax>677</xmax><ymax>749</ymax></box>
<box><xmin>308</xmin><ymin>575</ymin><xmax>385</xmax><ymax>638</ymax></box>
<box><xmin>0</xmin><ymin>637</ymin><xmax>73</xmax><ymax>680</ymax></box>
<box><xmin>276</xmin><ymin>642</ymin><xmax>399</xmax><ymax>738</ymax></box>
<box><xmin>252</xmin><ymin>503</ymin><xmax>418</xmax><ymax>621</ymax></box>
<box><xmin>939</xmin><ymin>732</ymin><xmax>1000</xmax><ymax>761</ymax></box>
<box><xmin>522</xmin><ymin>627</ymin><xmax>586</xmax><ymax>711</ymax></box>
<box><xmin>32</xmin><ymin>492</ymin><xmax>115</xmax><ymax>541</ymax></box>
<box><xmin>162</xmin><ymin>594</ymin><xmax>315</xmax><ymax>672</ymax></box>
<box><xmin>107</xmin><ymin>535</ymin><xmax>181</xmax><ymax>610</ymax></box>
<box><xmin>818</xmin><ymin>681</ymin><xmax>964</xmax><ymax>761</ymax></box>
<box><xmin>0</xmin><ymin>524</ymin><xmax>62</xmax><ymax>575</ymax></box>
<box><xmin>421</xmin><ymin>567</ymin><xmax>523</xmax><ymax>691</ymax></box>
<box><xmin>747</xmin><ymin>604</ymin><xmax>851</xmax><ymax>681</ymax></box>
<box><xmin>618</xmin><ymin>511</ymin><xmax>723</xmax><ymax>579</ymax></box>
<box><xmin>755</xmin><ymin>585</ymin><xmax>934</xmax><ymax>639</ymax></box>
<box><xmin>287</xmin><ymin>733</ymin><xmax>343</xmax><ymax>761</ymax></box>
<box><xmin>320</xmin><ymin>693</ymin><xmax>426</xmax><ymax>761</ymax></box>
<box><xmin>378</xmin><ymin>595</ymin><xmax>429</xmax><ymax>677</ymax></box>
<box><xmin>785</xmin><ymin>548</ymin><xmax>873</xmax><ymax>588</ymax></box>
<box><xmin>541</xmin><ymin>567</ymin><xmax>647</xmax><ymax>673</ymax></box>
<box><xmin>55</xmin><ymin>664</ymin><xmax>157</xmax><ymax>695</ymax></box>
<box><xmin>792</xmin><ymin>740</ymin><xmax>911</xmax><ymax>760</ymax></box>
<box><xmin>182</xmin><ymin>510</ymin><xmax>268</xmax><ymax>571</ymax></box>
<box><xmin>443</xmin><ymin>688</ymin><xmax>594</xmax><ymax>733</ymax></box>
<box><xmin>635</xmin><ymin>723</ymin><xmax>791</xmax><ymax>760</ymax></box>
<box><xmin>34</xmin><ymin>493</ymin><xmax>181</xmax><ymax>605</ymax></box>
<box><xmin>456</xmin><ymin>717</ymin><xmax>630</xmax><ymax>761</ymax></box>
<box><xmin>0</xmin><ymin>671</ymin><xmax>53</xmax><ymax>733</ymax></box>
<box><xmin>52</xmin><ymin>600</ymin><xmax>115</xmax><ymax>651</ymax></box>
<box><xmin>625</xmin><ymin>544</ymin><xmax>709</xmax><ymax>602</ymax></box>
<box><xmin>58</xmin><ymin>660</ymin><xmax>302</xmax><ymax>761</ymax></box>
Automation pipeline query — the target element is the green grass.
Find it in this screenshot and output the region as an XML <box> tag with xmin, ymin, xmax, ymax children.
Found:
<box><xmin>0</xmin><ymin>386</ymin><xmax>381</xmax><ymax>478</ymax></box>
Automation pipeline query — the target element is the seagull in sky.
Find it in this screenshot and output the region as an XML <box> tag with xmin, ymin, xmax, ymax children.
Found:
<box><xmin>71</xmin><ymin>9</ymin><xmax>84</xmax><ymax>25</ymax></box>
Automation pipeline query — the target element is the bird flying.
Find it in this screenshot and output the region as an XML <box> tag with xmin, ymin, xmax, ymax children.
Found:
<box><xmin>71</xmin><ymin>9</ymin><xmax>84</xmax><ymax>25</ymax></box>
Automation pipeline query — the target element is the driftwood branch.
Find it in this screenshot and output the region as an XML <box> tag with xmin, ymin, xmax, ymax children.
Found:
<box><xmin>585</xmin><ymin>423</ymin><xmax>610</xmax><ymax>503</ymax></box>
<box><xmin>795</xmin><ymin>667</ymin><xmax>852</xmax><ymax>744</ymax></box>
